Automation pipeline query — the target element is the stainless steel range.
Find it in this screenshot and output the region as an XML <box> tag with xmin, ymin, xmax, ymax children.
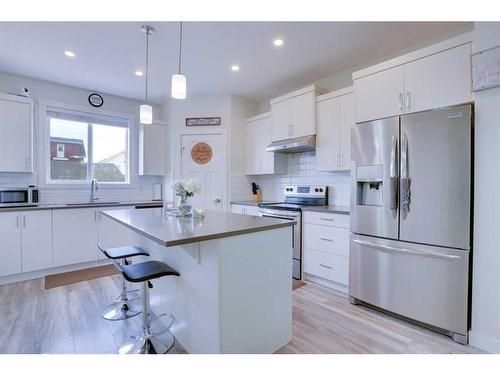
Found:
<box><xmin>258</xmin><ymin>185</ymin><xmax>328</xmax><ymax>280</ymax></box>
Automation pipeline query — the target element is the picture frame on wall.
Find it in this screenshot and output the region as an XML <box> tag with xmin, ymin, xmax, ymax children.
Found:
<box><xmin>185</xmin><ymin>117</ymin><xmax>221</xmax><ymax>126</ymax></box>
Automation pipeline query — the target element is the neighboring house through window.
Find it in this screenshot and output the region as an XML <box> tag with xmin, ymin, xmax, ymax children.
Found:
<box><xmin>47</xmin><ymin>108</ymin><xmax>129</xmax><ymax>184</ymax></box>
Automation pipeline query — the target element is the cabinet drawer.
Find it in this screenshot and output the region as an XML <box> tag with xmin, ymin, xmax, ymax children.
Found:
<box><xmin>231</xmin><ymin>204</ymin><xmax>259</xmax><ymax>216</ymax></box>
<box><xmin>304</xmin><ymin>248</ymin><xmax>348</xmax><ymax>286</ymax></box>
<box><xmin>303</xmin><ymin>211</ymin><xmax>349</xmax><ymax>228</ymax></box>
<box><xmin>303</xmin><ymin>224</ymin><xmax>349</xmax><ymax>256</ymax></box>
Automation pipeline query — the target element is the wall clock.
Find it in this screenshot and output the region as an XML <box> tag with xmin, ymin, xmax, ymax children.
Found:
<box><xmin>88</xmin><ymin>93</ymin><xmax>104</xmax><ymax>108</ymax></box>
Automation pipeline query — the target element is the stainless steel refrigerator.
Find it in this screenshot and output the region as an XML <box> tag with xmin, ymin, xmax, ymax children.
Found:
<box><xmin>349</xmin><ymin>104</ymin><xmax>472</xmax><ymax>344</ymax></box>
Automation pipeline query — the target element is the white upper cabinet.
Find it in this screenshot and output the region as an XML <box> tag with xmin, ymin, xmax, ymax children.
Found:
<box><xmin>354</xmin><ymin>66</ymin><xmax>404</xmax><ymax>123</ymax></box>
<box><xmin>0</xmin><ymin>94</ymin><xmax>33</xmax><ymax>173</ymax></box>
<box><xmin>316</xmin><ymin>88</ymin><xmax>354</xmax><ymax>171</ymax></box>
<box><xmin>270</xmin><ymin>100</ymin><xmax>291</xmax><ymax>142</ymax></box>
<box><xmin>353</xmin><ymin>34</ymin><xmax>473</xmax><ymax>123</ymax></box>
<box><xmin>317</xmin><ymin>95</ymin><xmax>341</xmax><ymax>171</ymax></box>
<box><xmin>245</xmin><ymin>113</ymin><xmax>286</xmax><ymax>175</ymax></box>
<box><xmin>139</xmin><ymin>121</ymin><xmax>168</xmax><ymax>176</ymax></box>
<box><xmin>271</xmin><ymin>85</ymin><xmax>323</xmax><ymax>142</ymax></box>
<box><xmin>404</xmin><ymin>44</ymin><xmax>472</xmax><ymax>114</ymax></box>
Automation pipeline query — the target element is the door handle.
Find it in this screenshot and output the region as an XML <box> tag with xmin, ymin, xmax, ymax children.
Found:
<box><xmin>213</xmin><ymin>198</ymin><xmax>221</xmax><ymax>204</ymax></box>
<box><xmin>352</xmin><ymin>239</ymin><xmax>461</xmax><ymax>261</ymax></box>
<box><xmin>398</xmin><ymin>93</ymin><xmax>403</xmax><ymax>110</ymax></box>
<box><xmin>389</xmin><ymin>134</ymin><xmax>398</xmax><ymax>210</ymax></box>
<box><xmin>320</xmin><ymin>237</ymin><xmax>333</xmax><ymax>242</ymax></box>
<box><xmin>319</xmin><ymin>263</ymin><xmax>333</xmax><ymax>269</ymax></box>
<box><xmin>16</xmin><ymin>216</ymin><xmax>19</xmax><ymax>228</ymax></box>
<box><xmin>320</xmin><ymin>217</ymin><xmax>334</xmax><ymax>222</ymax></box>
<box><xmin>406</xmin><ymin>92</ymin><xmax>411</xmax><ymax>110</ymax></box>
<box><xmin>23</xmin><ymin>215</ymin><xmax>26</xmax><ymax>227</ymax></box>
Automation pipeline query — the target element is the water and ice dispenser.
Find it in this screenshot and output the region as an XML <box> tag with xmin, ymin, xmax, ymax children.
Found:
<box><xmin>356</xmin><ymin>165</ymin><xmax>384</xmax><ymax>207</ymax></box>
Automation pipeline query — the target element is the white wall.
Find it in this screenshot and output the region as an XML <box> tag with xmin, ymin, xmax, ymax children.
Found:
<box><xmin>469</xmin><ymin>22</ymin><xmax>500</xmax><ymax>353</ymax></box>
<box><xmin>0</xmin><ymin>71</ymin><xmax>162</xmax><ymax>204</ymax></box>
<box><xmin>161</xmin><ymin>94</ymin><xmax>258</xmax><ymax>207</ymax></box>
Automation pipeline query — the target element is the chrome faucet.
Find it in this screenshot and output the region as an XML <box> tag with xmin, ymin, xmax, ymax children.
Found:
<box><xmin>91</xmin><ymin>179</ymin><xmax>99</xmax><ymax>203</ymax></box>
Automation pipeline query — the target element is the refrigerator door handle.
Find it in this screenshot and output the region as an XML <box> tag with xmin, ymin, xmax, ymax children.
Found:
<box><xmin>389</xmin><ymin>134</ymin><xmax>398</xmax><ymax>210</ymax></box>
<box><xmin>401</xmin><ymin>134</ymin><xmax>408</xmax><ymax>179</ymax></box>
<box><xmin>400</xmin><ymin>133</ymin><xmax>411</xmax><ymax>216</ymax></box>
<box><xmin>352</xmin><ymin>239</ymin><xmax>461</xmax><ymax>261</ymax></box>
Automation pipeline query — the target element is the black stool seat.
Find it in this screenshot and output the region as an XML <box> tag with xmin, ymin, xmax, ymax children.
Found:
<box><xmin>119</xmin><ymin>261</ymin><xmax>180</xmax><ymax>283</ymax></box>
<box><xmin>98</xmin><ymin>244</ymin><xmax>150</xmax><ymax>259</ymax></box>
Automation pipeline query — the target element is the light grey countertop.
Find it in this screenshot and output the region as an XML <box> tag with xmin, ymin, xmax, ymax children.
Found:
<box><xmin>230</xmin><ymin>200</ymin><xmax>276</xmax><ymax>206</ymax></box>
<box><xmin>302</xmin><ymin>205</ymin><xmax>350</xmax><ymax>215</ymax></box>
<box><xmin>102</xmin><ymin>207</ymin><xmax>295</xmax><ymax>247</ymax></box>
<box><xmin>0</xmin><ymin>200</ymin><xmax>163</xmax><ymax>213</ymax></box>
<box><xmin>231</xmin><ymin>200</ymin><xmax>350</xmax><ymax>214</ymax></box>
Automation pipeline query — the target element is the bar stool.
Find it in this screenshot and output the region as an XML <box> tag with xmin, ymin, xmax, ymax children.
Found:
<box><xmin>98</xmin><ymin>243</ymin><xmax>150</xmax><ymax>321</ymax></box>
<box><xmin>116</xmin><ymin>260</ymin><xmax>180</xmax><ymax>354</ymax></box>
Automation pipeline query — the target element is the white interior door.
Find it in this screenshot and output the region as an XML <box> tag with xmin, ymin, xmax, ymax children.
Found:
<box><xmin>181</xmin><ymin>134</ymin><xmax>225</xmax><ymax>211</ymax></box>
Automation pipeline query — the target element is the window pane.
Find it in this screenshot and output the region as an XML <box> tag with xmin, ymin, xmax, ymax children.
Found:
<box><xmin>49</xmin><ymin>118</ymin><xmax>88</xmax><ymax>181</ymax></box>
<box><xmin>92</xmin><ymin>124</ymin><xmax>128</xmax><ymax>183</ymax></box>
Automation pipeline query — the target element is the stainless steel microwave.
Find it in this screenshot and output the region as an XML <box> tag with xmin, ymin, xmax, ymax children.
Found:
<box><xmin>0</xmin><ymin>187</ymin><xmax>39</xmax><ymax>207</ymax></box>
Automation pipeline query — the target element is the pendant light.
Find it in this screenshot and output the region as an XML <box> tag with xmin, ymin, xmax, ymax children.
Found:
<box><xmin>171</xmin><ymin>21</ymin><xmax>187</xmax><ymax>100</ymax></box>
<box><xmin>140</xmin><ymin>25</ymin><xmax>155</xmax><ymax>124</ymax></box>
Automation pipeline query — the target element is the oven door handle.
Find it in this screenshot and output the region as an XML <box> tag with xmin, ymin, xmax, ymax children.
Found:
<box><xmin>260</xmin><ymin>214</ymin><xmax>298</xmax><ymax>220</ymax></box>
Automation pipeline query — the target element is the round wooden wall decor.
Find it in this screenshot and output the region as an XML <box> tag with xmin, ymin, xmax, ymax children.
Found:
<box><xmin>191</xmin><ymin>142</ymin><xmax>213</xmax><ymax>164</ymax></box>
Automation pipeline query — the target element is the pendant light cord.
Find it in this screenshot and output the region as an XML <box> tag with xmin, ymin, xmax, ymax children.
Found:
<box><xmin>145</xmin><ymin>28</ymin><xmax>150</xmax><ymax>103</ymax></box>
<box><xmin>178</xmin><ymin>21</ymin><xmax>183</xmax><ymax>74</ymax></box>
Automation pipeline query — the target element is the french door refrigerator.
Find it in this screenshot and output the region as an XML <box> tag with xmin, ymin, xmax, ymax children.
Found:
<box><xmin>349</xmin><ymin>104</ymin><xmax>472</xmax><ymax>344</ymax></box>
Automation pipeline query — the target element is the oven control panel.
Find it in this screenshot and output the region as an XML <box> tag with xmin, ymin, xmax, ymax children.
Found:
<box><xmin>283</xmin><ymin>185</ymin><xmax>327</xmax><ymax>197</ymax></box>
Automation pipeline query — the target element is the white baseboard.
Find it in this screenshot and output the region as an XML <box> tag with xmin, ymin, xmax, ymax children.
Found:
<box><xmin>469</xmin><ymin>330</ymin><xmax>500</xmax><ymax>353</ymax></box>
<box><xmin>0</xmin><ymin>259</ymin><xmax>112</xmax><ymax>286</ymax></box>
<box><xmin>304</xmin><ymin>273</ymin><xmax>348</xmax><ymax>294</ymax></box>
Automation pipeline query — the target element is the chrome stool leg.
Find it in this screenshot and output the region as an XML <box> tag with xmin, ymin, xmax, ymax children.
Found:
<box><xmin>102</xmin><ymin>259</ymin><xmax>141</xmax><ymax>321</ymax></box>
<box><xmin>119</xmin><ymin>281</ymin><xmax>175</xmax><ymax>354</ymax></box>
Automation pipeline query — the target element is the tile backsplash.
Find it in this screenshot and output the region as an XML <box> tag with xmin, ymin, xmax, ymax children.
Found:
<box><xmin>232</xmin><ymin>151</ymin><xmax>351</xmax><ymax>206</ymax></box>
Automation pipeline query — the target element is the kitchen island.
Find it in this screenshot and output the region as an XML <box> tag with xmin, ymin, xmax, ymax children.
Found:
<box><xmin>101</xmin><ymin>208</ymin><xmax>294</xmax><ymax>354</ymax></box>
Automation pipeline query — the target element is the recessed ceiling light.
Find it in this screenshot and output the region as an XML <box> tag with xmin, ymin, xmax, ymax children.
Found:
<box><xmin>231</xmin><ymin>65</ymin><xmax>240</xmax><ymax>71</ymax></box>
<box><xmin>273</xmin><ymin>39</ymin><xmax>284</xmax><ymax>47</ymax></box>
<box><xmin>64</xmin><ymin>50</ymin><xmax>76</xmax><ymax>58</ymax></box>
<box><xmin>135</xmin><ymin>70</ymin><xmax>144</xmax><ymax>77</ymax></box>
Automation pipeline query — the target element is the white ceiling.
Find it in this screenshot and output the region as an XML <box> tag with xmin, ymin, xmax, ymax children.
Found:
<box><xmin>0</xmin><ymin>22</ymin><xmax>473</xmax><ymax>104</ymax></box>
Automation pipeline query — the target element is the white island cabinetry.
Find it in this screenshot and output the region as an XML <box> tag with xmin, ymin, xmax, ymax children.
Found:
<box><xmin>103</xmin><ymin>208</ymin><xmax>293</xmax><ymax>354</ymax></box>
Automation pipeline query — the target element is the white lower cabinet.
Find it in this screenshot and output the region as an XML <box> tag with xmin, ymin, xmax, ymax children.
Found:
<box><xmin>53</xmin><ymin>208</ymin><xmax>98</xmax><ymax>267</ymax></box>
<box><xmin>303</xmin><ymin>211</ymin><xmax>350</xmax><ymax>291</ymax></box>
<box><xmin>21</xmin><ymin>211</ymin><xmax>53</xmax><ymax>273</ymax></box>
<box><xmin>0</xmin><ymin>212</ymin><xmax>22</xmax><ymax>277</ymax></box>
<box><xmin>231</xmin><ymin>204</ymin><xmax>260</xmax><ymax>217</ymax></box>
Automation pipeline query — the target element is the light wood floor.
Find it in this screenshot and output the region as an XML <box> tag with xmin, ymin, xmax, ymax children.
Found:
<box><xmin>0</xmin><ymin>276</ymin><xmax>482</xmax><ymax>354</ymax></box>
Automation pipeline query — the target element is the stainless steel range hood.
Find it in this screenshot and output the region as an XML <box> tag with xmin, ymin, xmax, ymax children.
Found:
<box><xmin>265</xmin><ymin>135</ymin><xmax>316</xmax><ymax>154</ymax></box>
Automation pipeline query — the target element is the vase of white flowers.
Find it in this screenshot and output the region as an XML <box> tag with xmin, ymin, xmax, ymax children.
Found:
<box><xmin>172</xmin><ymin>178</ymin><xmax>201</xmax><ymax>216</ymax></box>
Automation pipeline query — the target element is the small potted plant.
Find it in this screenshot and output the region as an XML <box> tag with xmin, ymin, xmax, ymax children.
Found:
<box><xmin>172</xmin><ymin>178</ymin><xmax>201</xmax><ymax>215</ymax></box>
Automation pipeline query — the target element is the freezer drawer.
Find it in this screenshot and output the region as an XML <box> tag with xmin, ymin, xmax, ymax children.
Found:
<box><xmin>349</xmin><ymin>234</ymin><xmax>469</xmax><ymax>336</ymax></box>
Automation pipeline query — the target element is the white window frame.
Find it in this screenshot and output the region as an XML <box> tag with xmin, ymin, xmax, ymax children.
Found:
<box><xmin>42</xmin><ymin>103</ymin><xmax>131</xmax><ymax>186</ymax></box>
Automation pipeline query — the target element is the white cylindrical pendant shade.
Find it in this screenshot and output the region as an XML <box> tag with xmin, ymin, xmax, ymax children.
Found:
<box><xmin>140</xmin><ymin>104</ymin><xmax>153</xmax><ymax>124</ymax></box>
<box><xmin>171</xmin><ymin>74</ymin><xmax>187</xmax><ymax>99</ymax></box>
